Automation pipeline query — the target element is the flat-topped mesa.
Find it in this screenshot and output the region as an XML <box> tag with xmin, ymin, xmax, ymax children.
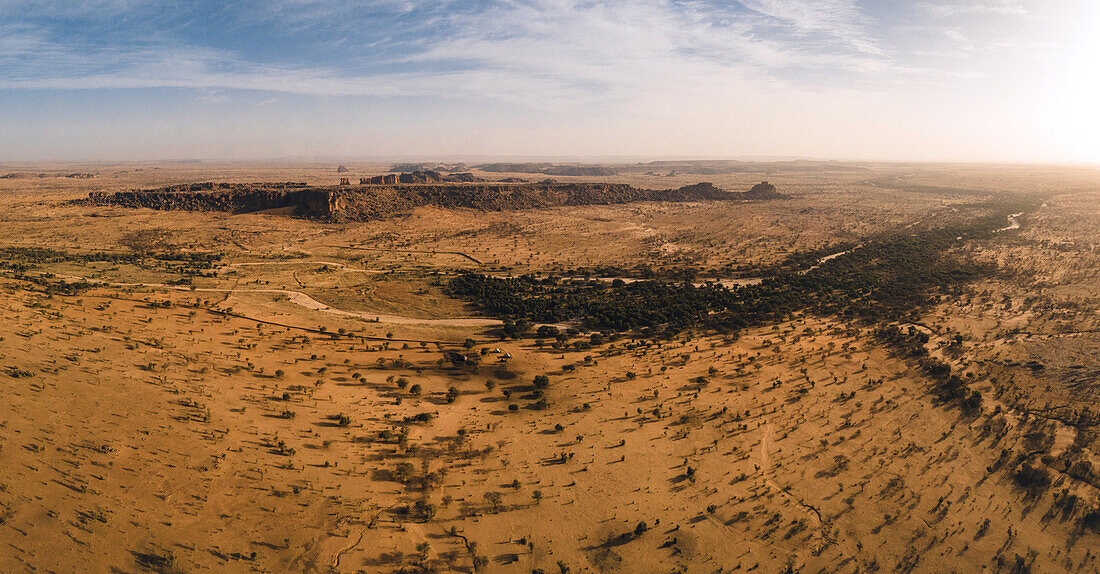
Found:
<box><xmin>362</xmin><ymin>174</ymin><xmax>398</xmax><ymax>185</ymax></box>
<box><xmin>324</xmin><ymin>180</ymin><xmax>785</xmax><ymax>219</ymax></box>
<box><xmin>85</xmin><ymin>177</ymin><xmax>786</xmax><ymax>221</ymax></box>
<box><xmin>361</xmin><ymin>170</ymin><xmax>483</xmax><ymax>184</ymax></box>
<box><xmin>87</xmin><ymin>182</ymin><xmax>310</xmax><ymax>213</ymax></box>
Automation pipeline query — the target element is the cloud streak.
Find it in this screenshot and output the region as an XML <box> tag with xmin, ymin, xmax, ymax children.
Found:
<box><xmin>1</xmin><ymin>0</ymin><xmax>1094</xmax><ymax>162</ymax></box>
<box><xmin>0</xmin><ymin>0</ymin><xmax>894</xmax><ymax>107</ymax></box>
<box><xmin>918</xmin><ymin>1</ymin><xmax>1030</xmax><ymax>17</ymax></box>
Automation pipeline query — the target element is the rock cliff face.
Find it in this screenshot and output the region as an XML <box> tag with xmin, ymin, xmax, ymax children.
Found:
<box><xmin>89</xmin><ymin>182</ymin><xmax>309</xmax><ymax>213</ymax></box>
<box><xmin>86</xmin><ymin>179</ymin><xmax>784</xmax><ymax>221</ymax></box>
<box><xmin>745</xmin><ymin>181</ymin><xmax>785</xmax><ymax>199</ymax></box>
<box><xmin>361</xmin><ymin>171</ymin><xmax>484</xmax><ymax>184</ymax></box>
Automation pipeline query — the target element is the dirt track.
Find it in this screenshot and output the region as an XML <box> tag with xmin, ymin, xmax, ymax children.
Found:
<box><xmin>55</xmin><ymin>273</ymin><xmax>504</xmax><ymax>327</ymax></box>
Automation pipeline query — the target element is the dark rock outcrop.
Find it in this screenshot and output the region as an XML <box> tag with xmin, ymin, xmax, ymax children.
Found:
<box><xmin>365</xmin><ymin>171</ymin><xmax>483</xmax><ymax>184</ymax></box>
<box><xmin>365</xmin><ymin>174</ymin><xmax>400</xmax><ymax>185</ymax></box>
<box><xmin>87</xmin><ymin>180</ymin><xmax>785</xmax><ymax>222</ymax></box>
<box><xmin>86</xmin><ymin>182</ymin><xmax>308</xmax><ymax>213</ymax></box>
<box><xmin>90</xmin><ymin>183</ymin><xmax>308</xmax><ymax>213</ymax></box>
<box><xmin>444</xmin><ymin>172</ymin><xmax>483</xmax><ymax>183</ymax></box>
<box><xmin>744</xmin><ymin>181</ymin><xmax>786</xmax><ymax>199</ymax></box>
<box><xmin>474</xmin><ymin>163</ymin><xmax>618</xmax><ymax>176</ymax></box>
<box><xmin>390</xmin><ymin>162</ymin><xmax>469</xmax><ymax>173</ymax></box>
<box><xmin>398</xmin><ymin>170</ymin><xmax>444</xmax><ymax>184</ymax></box>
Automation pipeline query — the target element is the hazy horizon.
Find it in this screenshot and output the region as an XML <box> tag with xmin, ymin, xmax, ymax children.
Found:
<box><xmin>2</xmin><ymin>1</ymin><xmax>1098</xmax><ymax>163</ymax></box>
<box><xmin>4</xmin><ymin>156</ymin><xmax>1100</xmax><ymax>170</ymax></box>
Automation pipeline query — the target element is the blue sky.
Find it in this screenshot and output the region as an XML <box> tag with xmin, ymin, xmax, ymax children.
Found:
<box><xmin>1</xmin><ymin>0</ymin><xmax>1097</xmax><ymax>162</ymax></box>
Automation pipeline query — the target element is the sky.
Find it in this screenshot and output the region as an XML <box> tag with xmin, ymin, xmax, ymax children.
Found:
<box><xmin>0</xmin><ymin>0</ymin><xmax>1098</xmax><ymax>163</ymax></box>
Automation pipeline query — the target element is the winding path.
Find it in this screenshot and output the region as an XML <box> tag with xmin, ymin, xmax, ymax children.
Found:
<box><xmin>331</xmin><ymin>528</ymin><xmax>366</xmax><ymax>570</ymax></box>
<box><xmin>220</xmin><ymin>260</ymin><xmax>384</xmax><ymax>274</ymax></box>
<box><xmin>53</xmin><ymin>274</ymin><xmax>503</xmax><ymax>327</ymax></box>
<box><xmin>326</xmin><ymin>246</ymin><xmax>484</xmax><ymax>265</ymax></box>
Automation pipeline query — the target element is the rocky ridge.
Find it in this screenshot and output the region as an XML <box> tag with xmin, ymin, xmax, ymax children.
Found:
<box><xmin>86</xmin><ymin>178</ymin><xmax>786</xmax><ymax>222</ymax></box>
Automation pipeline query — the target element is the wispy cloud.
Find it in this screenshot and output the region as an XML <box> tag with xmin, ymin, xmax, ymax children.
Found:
<box><xmin>917</xmin><ymin>1</ymin><xmax>1031</xmax><ymax>17</ymax></box>
<box><xmin>0</xmin><ymin>0</ymin><xmax>149</xmax><ymax>16</ymax></box>
<box><xmin>0</xmin><ymin>0</ymin><xmax>898</xmax><ymax>108</ymax></box>
<box><xmin>4</xmin><ymin>0</ymin><xmax>1090</xmax><ymax>164</ymax></box>
<box><xmin>737</xmin><ymin>0</ymin><xmax>882</xmax><ymax>54</ymax></box>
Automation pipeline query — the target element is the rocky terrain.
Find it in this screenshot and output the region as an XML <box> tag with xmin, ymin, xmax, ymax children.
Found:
<box><xmin>86</xmin><ymin>182</ymin><xmax>312</xmax><ymax>214</ymax></box>
<box><xmin>86</xmin><ymin>178</ymin><xmax>786</xmax><ymax>221</ymax></box>
<box><xmin>1</xmin><ymin>162</ymin><xmax>1098</xmax><ymax>574</ymax></box>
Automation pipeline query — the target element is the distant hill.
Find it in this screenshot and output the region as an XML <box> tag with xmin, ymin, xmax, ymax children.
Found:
<box><xmin>390</xmin><ymin>162</ymin><xmax>469</xmax><ymax>173</ymax></box>
<box><xmin>623</xmin><ymin>160</ymin><xmax>868</xmax><ymax>175</ymax></box>
<box><xmin>475</xmin><ymin>163</ymin><xmax>618</xmax><ymax>176</ymax></box>
<box><xmin>87</xmin><ymin>179</ymin><xmax>787</xmax><ymax>221</ymax></box>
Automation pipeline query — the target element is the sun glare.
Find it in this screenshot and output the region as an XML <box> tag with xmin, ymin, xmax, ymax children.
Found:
<box><xmin>1045</xmin><ymin>6</ymin><xmax>1100</xmax><ymax>162</ymax></box>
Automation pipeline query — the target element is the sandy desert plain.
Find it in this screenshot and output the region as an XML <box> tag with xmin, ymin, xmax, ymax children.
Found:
<box><xmin>0</xmin><ymin>160</ymin><xmax>1098</xmax><ymax>574</ymax></box>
